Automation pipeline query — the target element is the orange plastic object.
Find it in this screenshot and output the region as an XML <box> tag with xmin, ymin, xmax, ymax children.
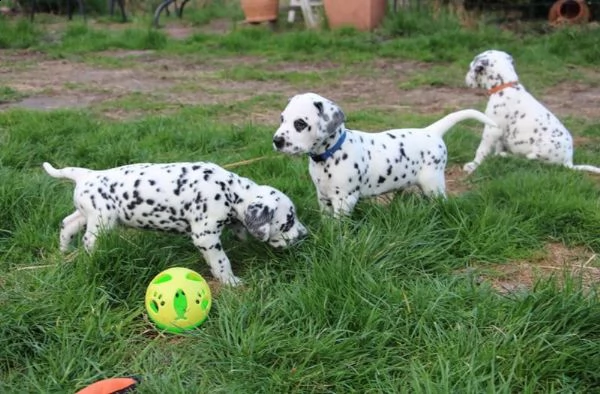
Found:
<box><xmin>241</xmin><ymin>0</ymin><xmax>280</xmax><ymax>23</ymax></box>
<box><xmin>324</xmin><ymin>0</ymin><xmax>387</xmax><ymax>31</ymax></box>
<box><xmin>75</xmin><ymin>377</ymin><xmax>140</xmax><ymax>394</ymax></box>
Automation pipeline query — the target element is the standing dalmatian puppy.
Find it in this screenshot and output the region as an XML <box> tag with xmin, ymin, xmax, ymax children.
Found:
<box><xmin>272</xmin><ymin>92</ymin><xmax>497</xmax><ymax>216</ymax></box>
<box><xmin>43</xmin><ymin>161</ymin><xmax>307</xmax><ymax>285</ymax></box>
<box><xmin>464</xmin><ymin>49</ymin><xmax>600</xmax><ymax>174</ymax></box>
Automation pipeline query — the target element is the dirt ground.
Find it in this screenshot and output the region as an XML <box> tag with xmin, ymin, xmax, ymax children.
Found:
<box><xmin>467</xmin><ymin>243</ymin><xmax>599</xmax><ymax>295</ymax></box>
<box><xmin>1</xmin><ymin>21</ymin><xmax>599</xmax><ymax>294</ymax></box>
<box><xmin>2</xmin><ymin>45</ymin><xmax>600</xmax><ymax>120</ymax></box>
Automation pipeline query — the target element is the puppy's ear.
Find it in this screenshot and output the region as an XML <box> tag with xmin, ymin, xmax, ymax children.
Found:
<box><xmin>325</xmin><ymin>106</ymin><xmax>345</xmax><ymax>135</ymax></box>
<box><xmin>507</xmin><ymin>54</ymin><xmax>515</xmax><ymax>67</ymax></box>
<box><xmin>244</xmin><ymin>202</ymin><xmax>274</xmax><ymax>242</ymax></box>
<box><xmin>313</xmin><ymin>101</ymin><xmax>324</xmax><ymax>115</ymax></box>
<box><xmin>474</xmin><ymin>58</ymin><xmax>489</xmax><ymax>74</ymax></box>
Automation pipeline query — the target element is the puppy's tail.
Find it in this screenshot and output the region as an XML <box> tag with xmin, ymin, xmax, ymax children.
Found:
<box><xmin>568</xmin><ymin>164</ymin><xmax>600</xmax><ymax>174</ymax></box>
<box><xmin>43</xmin><ymin>162</ymin><xmax>94</xmax><ymax>183</ymax></box>
<box><xmin>425</xmin><ymin>109</ymin><xmax>498</xmax><ymax>137</ymax></box>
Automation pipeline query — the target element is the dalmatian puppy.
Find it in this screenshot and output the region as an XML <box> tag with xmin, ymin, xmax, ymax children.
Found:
<box><xmin>272</xmin><ymin>92</ymin><xmax>497</xmax><ymax>216</ymax></box>
<box><xmin>43</xmin><ymin>161</ymin><xmax>307</xmax><ymax>286</ymax></box>
<box><xmin>464</xmin><ymin>49</ymin><xmax>600</xmax><ymax>174</ymax></box>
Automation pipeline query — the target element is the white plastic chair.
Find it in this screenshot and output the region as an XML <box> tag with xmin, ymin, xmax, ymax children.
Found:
<box><xmin>287</xmin><ymin>0</ymin><xmax>323</xmax><ymax>28</ymax></box>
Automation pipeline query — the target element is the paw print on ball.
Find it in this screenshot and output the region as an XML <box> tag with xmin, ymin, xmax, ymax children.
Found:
<box><xmin>195</xmin><ymin>288</ymin><xmax>210</xmax><ymax>311</ymax></box>
<box><xmin>149</xmin><ymin>291</ymin><xmax>166</xmax><ymax>314</ymax></box>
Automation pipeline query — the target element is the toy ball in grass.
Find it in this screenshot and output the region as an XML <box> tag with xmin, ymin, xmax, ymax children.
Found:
<box><xmin>145</xmin><ymin>267</ymin><xmax>212</xmax><ymax>333</ymax></box>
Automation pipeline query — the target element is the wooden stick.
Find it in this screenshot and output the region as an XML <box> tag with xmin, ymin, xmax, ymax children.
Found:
<box><xmin>223</xmin><ymin>156</ymin><xmax>278</xmax><ymax>169</ymax></box>
<box><xmin>15</xmin><ymin>264</ymin><xmax>56</xmax><ymax>271</ymax></box>
<box><xmin>581</xmin><ymin>254</ymin><xmax>597</xmax><ymax>268</ymax></box>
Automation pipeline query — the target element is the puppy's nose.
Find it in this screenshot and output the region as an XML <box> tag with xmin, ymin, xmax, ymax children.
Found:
<box><xmin>299</xmin><ymin>226</ymin><xmax>308</xmax><ymax>239</ymax></box>
<box><xmin>273</xmin><ymin>136</ymin><xmax>285</xmax><ymax>149</ymax></box>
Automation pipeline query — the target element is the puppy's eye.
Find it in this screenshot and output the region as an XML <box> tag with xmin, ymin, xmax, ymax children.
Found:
<box><xmin>294</xmin><ymin>119</ymin><xmax>308</xmax><ymax>132</ymax></box>
<box><xmin>474</xmin><ymin>65</ymin><xmax>485</xmax><ymax>74</ymax></box>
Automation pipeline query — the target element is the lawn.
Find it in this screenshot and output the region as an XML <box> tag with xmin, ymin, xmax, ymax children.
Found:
<box><xmin>1</xmin><ymin>1</ymin><xmax>600</xmax><ymax>392</ymax></box>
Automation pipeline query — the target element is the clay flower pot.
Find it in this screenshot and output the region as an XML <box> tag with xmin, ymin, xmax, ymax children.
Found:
<box><xmin>323</xmin><ymin>0</ymin><xmax>387</xmax><ymax>31</ymax></box>
<box><xmin>548</xmin><ymin>0</ymin><xmax>590</xmax><ymax>26</ymax></box>
<box><xmin>241</xmin><ymin>0</ymin><xmax>280</xmax><ymax>23</ymax></box>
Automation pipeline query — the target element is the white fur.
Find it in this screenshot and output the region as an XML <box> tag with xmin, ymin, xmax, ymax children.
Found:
<box><xmin>272</xmin><ymin>92</ymin><xmax>497</xmax><ymax>216</ymax></box>
<box><xmin>43</xmin><ymin>161</ymin><xmax>307</xmax><ymax>285</ymax></box>
<box><xmin>464</xmin><ymin>49</ymin><xmax>600</xmax><ymax>174</ymax></box>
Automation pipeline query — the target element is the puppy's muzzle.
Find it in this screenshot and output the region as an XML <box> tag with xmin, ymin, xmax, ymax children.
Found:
<box><xmin>297</xmin><ymin>226</ymin><xmax>308</xmax><ymax>241</ymax></box>
<box><xmin>273</xmin><ymin>136</ymin><xmax>285</xmax><ymax>150</ymax></box>
<box><xmin>284</xmin><ymin>225</ymin><xmax>308</xmax><ymax>247</ymax></box>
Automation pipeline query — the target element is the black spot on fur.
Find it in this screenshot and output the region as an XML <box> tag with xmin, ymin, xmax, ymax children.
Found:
<box><xmin>314</xmin><ymin>101</ymin><xmax>324</xmax><ymax>115</ymax></box>
<box><xmin>294</xmin><ymin>119</ymin><xmax>308</xmax><ymax>132</ymax></box>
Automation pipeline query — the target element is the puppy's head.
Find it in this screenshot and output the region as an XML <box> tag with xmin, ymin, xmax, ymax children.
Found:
<box><xmin>465</xmin><ymin>50</ymin><xmax>518</xmax><ymax>90</ymax></box>
<box><xmin>243</xmin><ymin>186</ymin><xmax>307</xmax><ymax>248</ymax></box>
<box><xmin>272</xmin><ymin>92</ymin><xmax>345</xmax><ymax>155</ymax></box>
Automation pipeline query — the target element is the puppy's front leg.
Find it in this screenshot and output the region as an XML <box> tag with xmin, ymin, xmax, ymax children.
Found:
<box><xmin>331</xmin><ymin>194</ymin><xmax>359</xmax><ymax>218</ymax></box>
<box><xmin>317</xmin><ymin>192</ymin><xmax>335</xmax><ymax>215</ymax></box>
<box><xmin>190</xmin><ymin>229</ymin><xmax>241</xmax><ymax>286</ymax></box>
<box><xmin>229</xmin><ymin>220</ymin><xmax>249</xmax><ymax>241</ymax></box>
<box><xmin>463</xmin><ymin>123</ymin><xmax>503</xmax><ymax>174</ymax></box>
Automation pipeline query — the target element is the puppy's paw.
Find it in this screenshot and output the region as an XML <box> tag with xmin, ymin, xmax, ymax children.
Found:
<box><xmin>231</xmin><ymin>225</ymin><xmax>249</xmax><ymax>241</ymax></box>
<box><xmin>463</xmin><ymin>162</ymin><xmax>478</xmax><ymax>174</ymax></box>
<box><xmin>220</xmin><ymin>274</ymin><xmax>242</xmax><ymax>287</ymax></box>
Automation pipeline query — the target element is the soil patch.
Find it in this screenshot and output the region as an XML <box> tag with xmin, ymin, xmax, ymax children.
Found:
<box><xmin>3</xmin><ymin>60</ymin><xmax>173</xmax><ymax>94</ymax></box>
<box><xmin>0</xmin><ymin>49</ymin><xmax>47</xmax><ymax>65</ymax></box>
<box><xmin>2</xmin><ymin>52</ymin><xmax>600</xmax><ymax>121</ymax></box>
<box><xmin>164</xmin><ymin>25</ymin><xmax>196</xmax><ymax>40</ymax></box>
<box><xmin>542</xmin><ymin>82</ymin><xmax>600</xmax><ymax>120</ymax></box>
<box><xmin>197</xmin><ymin>18</ymin><xmax>234</xmax><ymax>35</ymax></box>
<box><xmin>444</xmin><ymin>164</ymin><xmax>471</xmax><ymax>196</ymax></box>
<box><xmin>468</xmin><ymin>243</ymin><xmax>599</xmax><ymax>294</ymax></box>
<box><xmin>99</xmin><ymin>49</ymin><xmax>157</xmax><ymax>59</ymax></box>
<box><xmin>6</xmin><ymin>94</ymin><xmax>105</xmax><ymax>110</ymax></box>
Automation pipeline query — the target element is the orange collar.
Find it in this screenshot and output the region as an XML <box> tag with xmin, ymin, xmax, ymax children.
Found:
<box><xmin>487</xmin><ymin>81</ymin><xmax>518</xmax><ymax>95</ymax></box>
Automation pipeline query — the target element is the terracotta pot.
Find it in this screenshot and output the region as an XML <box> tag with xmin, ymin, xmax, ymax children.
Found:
<box><xmin>323</xmin><ymin>0</ymin><xmax>387</xmax><ymax>31</ymax></box>
<box><xmin>548</xmin><ymin>0</ymin><xmax>590</xmax><ymax>26</ymax></box>
<box><xmin>241</xmin><ymin>0</ymin><xmax>280</xmax><ymax>23</ymax></box>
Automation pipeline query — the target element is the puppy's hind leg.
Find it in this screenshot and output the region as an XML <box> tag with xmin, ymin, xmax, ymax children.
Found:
<box><xmin>81</xmin><ymin>214</ymin><xmax>117</xmax><ymax>253</ymax></box>
<box><xmin>493</xmin><ymin>140</ymin><xmax>509</xmax><ymax>157</ymax></box>
<box><xmin>59</xmin><ymin>210</ymin><xmax>87</xmax><ymax>252</ymax></box>
<box><xmin>418</xmin><ymin>169</ymin><xmax>447</xmax><ymax>199</ymax></box>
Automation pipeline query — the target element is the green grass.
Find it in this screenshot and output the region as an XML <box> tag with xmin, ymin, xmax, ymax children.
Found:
<box><xmin>0</xmin><ymin>86</ymin><xmax>26</xmax><ymax>104</ymax></box>
<box><xmin>1</xmin><ymin>4</ymin><xmax>600</xmax><ymax>393</ymax></box>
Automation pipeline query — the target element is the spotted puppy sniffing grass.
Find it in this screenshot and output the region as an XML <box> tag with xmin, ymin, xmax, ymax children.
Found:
<box><xmin>272</xmin><ymin>92</ymin><xmax>497</xmax><ymax>216</ymax></box>
<box><xmin>43</xmin><ymin>161</ymin><xmax>307</xmax><ymax>286</ymax></box>
<box><xmin>464</xmin><ymin>49</ymin><xmax>600</xmax><ymax>174</ymax></box>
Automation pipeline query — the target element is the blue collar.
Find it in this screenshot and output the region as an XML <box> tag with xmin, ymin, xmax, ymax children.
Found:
<box><xmin>309</xmin><ymin>131</ymin><xmax>347</xmax><ymax>163</ymax></box>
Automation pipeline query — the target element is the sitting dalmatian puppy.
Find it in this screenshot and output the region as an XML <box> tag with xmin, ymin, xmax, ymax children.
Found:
<box><xmin>272</xmin><ymin>92</ymin><xmax>497</xmax><ymax>216</ymax></box>
<box><xmin>464</xmin><ymin>49</ymin><xmax>600</xmax><ymax>174</ymax></box>
<box><xmin>43</xmin><ymin>161</ymin><xmax>307</xmax><ymax>285</ymax></box>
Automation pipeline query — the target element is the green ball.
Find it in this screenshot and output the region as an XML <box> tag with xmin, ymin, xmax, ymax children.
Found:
<box><xmin>145</xmin><ymin>267</ymin><xmax>212</xmax><ymax>333</ymax></box>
